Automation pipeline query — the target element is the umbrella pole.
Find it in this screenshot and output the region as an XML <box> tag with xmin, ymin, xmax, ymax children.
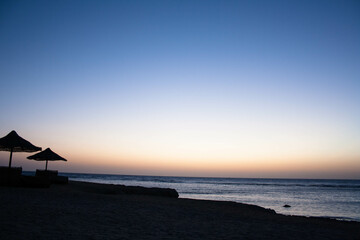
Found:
<box><xmin>45</xmin><ymin>160</ymin><xmax>48</xmax><ymax>171</ymax></box>
<box><xmin>8</xmin><ymin>148</ymin><xmax>13</xmax><ymax>168</ymax></box>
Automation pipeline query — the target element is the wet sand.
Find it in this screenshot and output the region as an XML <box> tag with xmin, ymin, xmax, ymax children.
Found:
<box><xmin>1</xmin><ymin>181</ymin><xmax>359</xmax><ymax>240</ymax></box>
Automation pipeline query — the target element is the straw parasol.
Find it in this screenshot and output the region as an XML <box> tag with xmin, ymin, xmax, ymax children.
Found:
<box><xmin>27</xmin><ymin>148</ymin><xmax>67</xmax><ymax>171</ymax></box>
<box><xmin>0</xmin><ymin>130</ymin><xmax>42</xmax><ymax>168</ymax></box>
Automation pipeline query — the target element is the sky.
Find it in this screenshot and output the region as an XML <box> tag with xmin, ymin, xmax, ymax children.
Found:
<box><xmin>0</xmin><ymin>0</ymin><xmax>359</xmax><ymax>179</ymax></box>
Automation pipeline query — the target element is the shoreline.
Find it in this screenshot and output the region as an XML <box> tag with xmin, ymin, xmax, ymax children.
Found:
<box><xmin>1</xmin><ymin>180</ymin><xmax>360</xmax><ymax>239</ymax></box>
<box><xmin>61</xmin><ymin>174</ymin><xmax>360</xmax><ymax>223</ymax></box>
<box><xmin>73</xmin><ymin>180</ymin><xmax>360</xmax><ymax>223</ymax></box>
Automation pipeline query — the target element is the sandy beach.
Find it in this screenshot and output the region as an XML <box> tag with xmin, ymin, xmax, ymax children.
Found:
<box><xmin>1</xmin><ymin>181</ymin><xmax>359</xmax><ymax>240</ymax></box>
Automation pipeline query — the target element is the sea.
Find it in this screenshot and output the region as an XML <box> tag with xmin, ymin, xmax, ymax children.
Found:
<box><xmin>28</xmin><ymin>172</ymin><xmax>360</xmax><ymax>222</ymax></box>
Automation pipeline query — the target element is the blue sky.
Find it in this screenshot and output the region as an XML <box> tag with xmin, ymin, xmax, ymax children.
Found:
<box><xmin>0</xmin><ymin>0</ymin><xmax>359</xmax><ymax>178</ymax></box>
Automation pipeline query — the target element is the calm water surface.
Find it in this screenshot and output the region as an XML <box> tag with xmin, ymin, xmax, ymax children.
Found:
<box><xmin>27</xmin><ymin>172</ymin><xmax>360</xmax><ymax>222</ymax></box>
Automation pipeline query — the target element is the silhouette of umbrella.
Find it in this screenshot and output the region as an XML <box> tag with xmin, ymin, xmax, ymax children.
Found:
<box><xmin>27</xmin><ymin>148</ymin><xmax>67</xmax><ymax>171</ymax></box>
<box><xmin>0</xmin><ymin>130</ymin><xmax>42</xmax><ymax>168</ymax></box>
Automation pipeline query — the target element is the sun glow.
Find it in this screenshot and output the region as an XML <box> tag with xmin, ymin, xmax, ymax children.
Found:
<box><xmin>1</xmin><ymin>0</ymin><xmax>359</xmax><ymax>179</ymax></box>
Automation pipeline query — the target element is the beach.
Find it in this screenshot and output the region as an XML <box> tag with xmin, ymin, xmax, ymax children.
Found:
<box><xmin>1</xmin><ymin>181</ymin><xmax>359</xmax><ymax>240</ymax></box>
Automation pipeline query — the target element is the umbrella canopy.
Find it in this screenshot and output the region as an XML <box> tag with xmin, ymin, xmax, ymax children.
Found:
<box><xmin>0</xmin><ymin>130</ymin><xmax>42</xmax><ymax>168</ymax></box>
<box><xmin>27</xmin><ymin>148</ymin><xmax>67</xmax><ymax>171</ymax></box>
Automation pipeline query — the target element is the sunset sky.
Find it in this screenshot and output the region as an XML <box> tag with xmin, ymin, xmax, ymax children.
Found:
<box><xmin>0</xmin><ymin>0</ymin><xmax>359</xmax><ymax>179</ymax></box>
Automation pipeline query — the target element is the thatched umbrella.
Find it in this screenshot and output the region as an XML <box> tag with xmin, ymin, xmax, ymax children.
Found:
<box><xmin>27</xmin><ymin>148</ymin><xmax>67</xmax><ymax>171</ymax></box>
<box><xmin>0</xmin><ymin>130</ymin><xmax>42</xmax><ymax>168</ymax></box>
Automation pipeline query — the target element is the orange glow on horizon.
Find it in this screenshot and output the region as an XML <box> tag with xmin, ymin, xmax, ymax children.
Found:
<box><xmin>50</xmin><ymin>150</ymin><xmax>360</xmax><ymax>178</ymax></box>
<box><xmin>1</xmin><ymin>148</ymin><xmax>359</xmax><ymax>179</ymax></box>
<box><xmin>0</xmin><ymin>125</ymin><xmax>359</xmax><ymax>179</ymax></box>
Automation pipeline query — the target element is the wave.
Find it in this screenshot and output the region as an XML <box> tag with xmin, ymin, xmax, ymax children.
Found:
<box><xmin>187</xmin><ymin>180</ymin><xmax>360</xmax><ymax>189</ymax></box>
<box><xmin>63</xmin><ymin>172</ymin><xmax>360</xmax><ymax>189</ymax></box>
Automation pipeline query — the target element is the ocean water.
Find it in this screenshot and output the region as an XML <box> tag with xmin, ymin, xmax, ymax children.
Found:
<box><xmin>42</xmin><ymin>172</ymin><xmax>360</xmax><ymax>222</ymax></box>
